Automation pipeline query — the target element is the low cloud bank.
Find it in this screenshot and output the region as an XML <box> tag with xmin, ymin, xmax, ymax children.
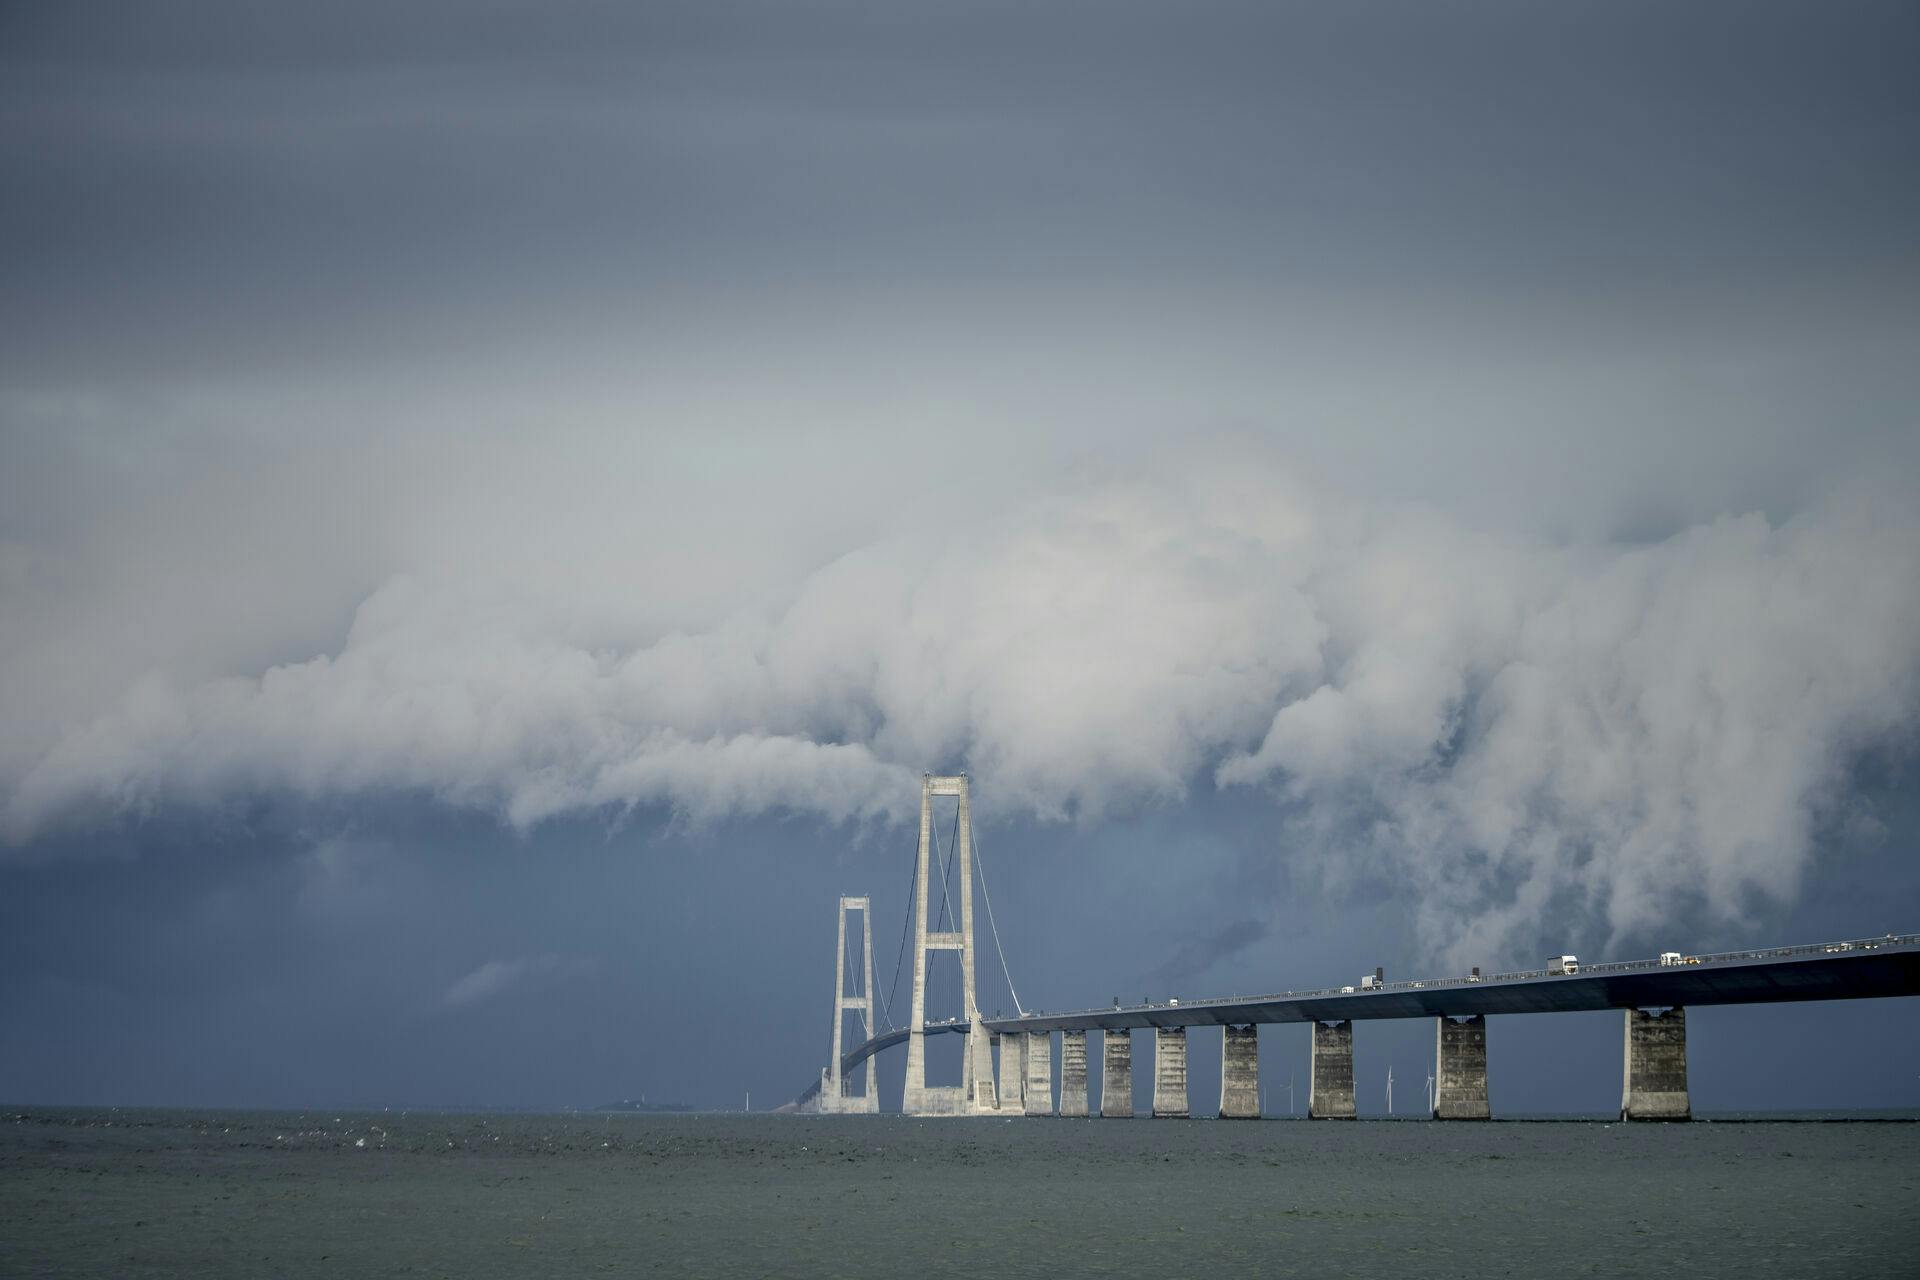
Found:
<box><xmin>7</xmin><ymin>462</ymin><xmax>1917</xmax><ymax>962</ymax></box>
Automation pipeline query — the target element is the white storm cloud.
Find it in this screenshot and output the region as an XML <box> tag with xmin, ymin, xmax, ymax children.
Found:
<box><xmin>5</xmin><ymin>458</ymin><xmax>1917</xmax><ymax>964</ymax></box>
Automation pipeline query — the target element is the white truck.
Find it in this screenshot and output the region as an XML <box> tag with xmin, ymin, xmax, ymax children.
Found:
<box><xmin>1546</xmin><ymin>954</ymin><xmax>1579</xmax><ymax>975</ymax></box>
<box><xmin>1659</xmin><ymin>951</ymin><xmax>1684</xmax><ymax>966</ymax></box>
<box><xmin>1358</xmin><ymin>966</ymin><xmax>1386</xmax><ymax>990</ymax></box>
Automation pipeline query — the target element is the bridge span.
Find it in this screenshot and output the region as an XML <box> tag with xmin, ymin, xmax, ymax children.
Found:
<box><xmin>987</xmin><ymin>935</ymin><xmax>1920</xmax><ymax>1032</ymax></box>
<box><xmin>794</xmin><ymin>775</ymin><xmax>1920</xmax><ymax>1119</ymax></box>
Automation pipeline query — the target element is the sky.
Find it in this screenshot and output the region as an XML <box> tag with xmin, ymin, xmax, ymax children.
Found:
<box><xmin>3</xmin><ymin>0</ymin><xmax>1919</xmax><ymax>1113</ymax></box>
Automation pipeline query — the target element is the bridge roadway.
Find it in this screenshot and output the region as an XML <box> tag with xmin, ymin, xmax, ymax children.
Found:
<box><xmin>831</xmin><ymin>934</ymin><xmax>1920</xmax><ymax>1076</ymax></box>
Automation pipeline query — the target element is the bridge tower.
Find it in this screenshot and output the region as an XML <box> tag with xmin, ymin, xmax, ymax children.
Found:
<box><xmin>816</xmin><ymin>895</ymin><xmax>880</xmax><ymax>1113</ymax></box>
<box><xmin>902</xmin><ymin>774</ymin><xmax>998</xmax><ymax>1115</ymax></box>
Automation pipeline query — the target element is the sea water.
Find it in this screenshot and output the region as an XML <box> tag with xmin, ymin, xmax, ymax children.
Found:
<box><xmin>4</xmin><ymin>1108</ymin><xmax>1916</xmax><ymax>1277</ymax></box>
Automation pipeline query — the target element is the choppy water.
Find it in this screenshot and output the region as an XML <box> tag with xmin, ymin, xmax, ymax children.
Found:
<box><xmin>5</xmin><ymin>1107</ymin><xmax>1917</xmax><ymax>1277</ymax></box>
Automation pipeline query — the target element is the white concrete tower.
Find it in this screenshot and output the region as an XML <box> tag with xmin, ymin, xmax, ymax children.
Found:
<box><xmin>902</xmin><ymin>774</ymin><xmax>997</xmax><ymax>1114</ymax></box>
<box><xmin>819</xmin><ymin>895</ymin><xmax>879</xmax><ymax>1113</ymax></box>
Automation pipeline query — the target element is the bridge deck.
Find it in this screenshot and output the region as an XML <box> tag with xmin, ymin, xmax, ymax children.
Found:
<box><xmin>827</xmin><ymin>935</ymin><xmax>1920</xmax><ymax>1078</ymax></box>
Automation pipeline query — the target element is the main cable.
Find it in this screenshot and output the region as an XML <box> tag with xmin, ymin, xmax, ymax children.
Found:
<box><xmin>973</xmin><ymin>824</ymin><xmax>1025</xmax><ymax>1016</ymax></box>
<box><xmin>881</xmin><ymin>828</ymin><xmax>917</xmax><ymax>1029</ymax></box>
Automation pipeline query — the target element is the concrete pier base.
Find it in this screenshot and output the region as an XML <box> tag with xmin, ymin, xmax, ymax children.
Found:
<box><xmin>898</xmin><ymin>1090</ymin><xmax>975</xmax><ymax>1113</ymax></box>
<box><xmin>1219</xmin><ymin>1025</ymin><xmax>1260</xmax><ymax>1118</ymax></box>
<box><xmin>1309</xmin><ymin>1020</ymin><xmax>1356</xmax><ymax>1118</ymax></box>
<box><xmin>1622</xmin><ymin>1007</ymin><xmax>1690</xmax><ymax>1121</ymax></box>
<box><xmin>1434</xmin><ymin>1015</ymin><xmax>1490</xmax><ymax>1120</ymax></box>
<box><xmin>1059</xmin><ymin>1030</ymin><xmax>1090</xmax><ymax>1117</ymax></box>
<box><xmin>1101</xmin><ymin>1030</ymin><xmax>1134</xmax><ymax>1118</ymax></box>
<box><xmin>1024</xmin><ymin>1030</ymin><xmax>1054</xmax><ymax>1116</ymax></box>
<box><xmin>810</xmin><ymin>1066</ymin><xmax>882</xmax><ymax>1114</ymax></box>
<box><xmin>900</xmin><ymin>1084</ymin><xmax>972</xmax><ymax>1115</ymax></box>
<box><xmin>968</xmin><ymin>1020</ymin><xmax>997</xmax><ymax>1112</ymax></box>
<box><xmin>1152</xmin><ymin>1027</ymin><xmax>1189</xmax><ymax>1118</ymax></box>
<box><xmin>961</xmin><ymin>1019</ymin><xmax>976</xmax><ymax>1106</ymax></box>
<box><xmin>998</xmin><ymin>1032</ymin><xmax>1026</xmax><ymax>1113</ymax></box>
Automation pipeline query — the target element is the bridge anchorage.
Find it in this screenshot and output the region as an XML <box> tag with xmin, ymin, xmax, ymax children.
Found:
<box><xmin>793</xmin><ymin>774</ymin><xmax>1920</xmax><ymax>1118</ymax></box>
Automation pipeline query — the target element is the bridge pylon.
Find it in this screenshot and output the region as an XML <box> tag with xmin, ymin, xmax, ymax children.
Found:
<box><xmin>815</xmin><ymin>895</ymin><xmax>880</xmax><ymax>1113</ymax></box>
<box><xmin>902</xmin><ymin>774</ymin><xmax>998</xmax><ymax>1115</ymax></box>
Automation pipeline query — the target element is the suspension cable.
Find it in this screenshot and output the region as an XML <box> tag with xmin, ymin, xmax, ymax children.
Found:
<box><xmin>881</xmin><ymin>829</ymin><xmax>918</xmax><ymax>1029</ymax></box>
<box><xmin>973</xmin><ymin>823</ymin><xmax>1025</xmax><ymax>1015</ymax></box>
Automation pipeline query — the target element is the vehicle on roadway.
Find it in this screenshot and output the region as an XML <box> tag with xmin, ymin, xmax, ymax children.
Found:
<box><xmin>1547</xmin><ymin>954</ymin><xmax>1580</xmax><ymax>975</ymax></box>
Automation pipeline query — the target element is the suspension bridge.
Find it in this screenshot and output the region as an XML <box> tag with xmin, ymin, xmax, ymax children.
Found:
<box><xmin>789</xmin><ymin>774</ymin><xmax>1920</xmax><ymax>1119</ymax></box>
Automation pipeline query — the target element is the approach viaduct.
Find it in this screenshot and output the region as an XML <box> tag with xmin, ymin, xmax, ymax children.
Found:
<box><xmin>793</xmin><ymin>775</ymin><xmax>1920</xmax><ymax>1120</ymax></box>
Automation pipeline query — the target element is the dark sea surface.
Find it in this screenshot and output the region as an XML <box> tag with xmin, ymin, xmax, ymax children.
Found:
<box><xmin>4</xmin><ymin>1107</ymin><xmax>1917</xmax><ymax>1278</ymax></box>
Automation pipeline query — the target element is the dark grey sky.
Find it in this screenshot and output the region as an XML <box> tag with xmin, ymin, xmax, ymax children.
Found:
<box><xmin>3</xmin><ymin>1</ymin><xmax>1918</xmax><ymax>1111</ymax></box>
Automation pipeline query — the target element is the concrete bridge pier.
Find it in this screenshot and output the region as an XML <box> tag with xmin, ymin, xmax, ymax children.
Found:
<box><xmin>969</xmin><ymin>1018</ymin><xmax>997</xmax><ymax>1112</ymax></box>
<box><xmin>1219</xmin><ymin>1025</ymin><xmax>1260</xmax><ymax>1118</ymax></box>
<box><xmin>1622</xmin><ymin>1007</ymin><xmax>1690</xmax><ymax>1121</ymax></box>
<box><xmin>1309</xmin><ymin>1020</ymin><xmax>1356</xmax><ymax>1118</ymax></box>
<box><xmin>1025</xmin><ymin>1030</ymin><xmax>1054</xmax><ymax>1115</ymax></box>
<box><xmin>1152</xmin><ymin>1027</ymin><xmax>1190</xmax><ymax>1118</ymax></box>
<box><xmin>998</xmin><ymin>1032</ymin><xmax>1026</xmax><ymax>1113</ymax></box>
<box><xmin>1059</xmin><ymin>1030</ymin><xmax>1090</xmax><ymax>1116</ymax></box>
<box><xmin>1434</xmin><ymin>1015</ymin><xmax>1491</xmax><ymax>1119</ymax></box>
<box><xmin>1101</xmin><ymin>1030</ymin><xmax>1134</xmax><ymax>1117</ymax></box>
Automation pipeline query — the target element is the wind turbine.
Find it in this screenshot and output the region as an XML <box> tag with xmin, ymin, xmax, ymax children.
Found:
<box><xmin>1387</xmin><ymin>1065</ymin><xmax>1394</xmax><ymax>1116</ymax></box>
<box><xmin>1424</xmin><ymin>1070</ymin><xmax>1435</xmax><ymax>1114</ymax></box>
